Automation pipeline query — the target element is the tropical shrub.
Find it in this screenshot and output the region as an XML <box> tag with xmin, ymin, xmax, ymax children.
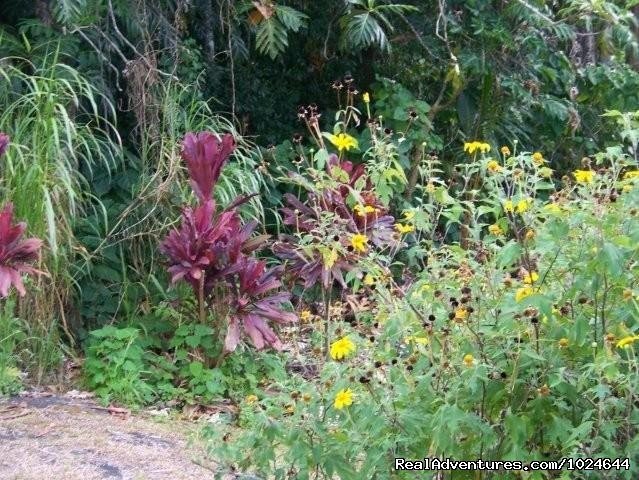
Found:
<box><xmin>160</xmin><ymin>131</ymin><xmax>296</xmax><ymax>363</ymax></box>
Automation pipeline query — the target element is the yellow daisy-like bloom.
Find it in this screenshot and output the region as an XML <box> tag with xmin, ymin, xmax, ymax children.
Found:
<box><xmin>394</xmin><ymin>223</ymin><xmax>415</xmax><ymax>234</ymax></box>
<box><xmin>558</xmin><ymin>338</ymin><xmax>569</xmax><ymax>348</ymax></box>
<box><xmin>503</xmin><ymin>200</ymin><xmax>514</xmax><ymax>213</ymax></box>
<box><xmin>328</xmin><ymin>133</ymin><xmax>359</xmax><ymax>152</ymax></box>
<box><xmin>539</xmin><ymin>167</ymin><xmax>553</xmax><ymax>179</ymax></box>
<box><xmin>454</xmin><ymin>307</ymin><xmax>468</xmax><ymax>322</ymax></box>
<box><xmin>544</xmin><ymin>203</ymin><xmax>562</xmax><ymax>214</ymax></box>
<box><xmin>323</xmin><ymin>248</ymin><xmax>338</xmax><ymax>268</ymax></box>
<box><xmin>488</xmin><ymin>224</ymin><xmax>504</xmax><ymax>236</ymax></box>
<box><xmin>616</xmin><ymin>335</ymin><xmax>639</xmax><ymax>349</ymax></box>
<box><xmin>522</xmin><ymin>271</ymin><xmax>539</xmax><ymax>284</ymax></box>
<box><xmin>245</xmin><ymin>394</ymin><xmax>259</xmax><ymax>405</ymax></box>
<box><xmin>354</xmin><ymin>204</ymin><xmax>377</xmax><ymax>217</ymax></box>
<box><xmin>351</xmin><ymin>233</ymin><xmax>368</xmax><ymax>253</ymax></box>
<box><xmin>363</xmin><ymin>273</ymin><xmax>375</xmax><ymax>286</ymax></box>
<box><xmin>300</xmin><ymin>310</ymin><xmax>312</xmax><ymax>322</ymax></box>
<box><xmin>486</xmin><ymin>160</ymin><xmax>502</xmax><ymax>173</ymax></box>
<box><xmin>463</xmin><ymin>354</ymin><xmax>475</xmax><ymax>367</ymax></box>
<box><xmin>516</xmin><ymin>198</ymin><xmax>532</xmax><ymax>214</ymax></box>
<box><xmin>403</xmin><ymin>210</ymin><xmax>415</xmax><ymax>221</ymax></box>
<box><xmin>334</xmin><ymin>388</ymin><xmax>354</xmax><ymax>409</ymax></box>
<box><xmin>623</xmin><ymin>170</ymin><xmax>639</xmax><ymax>180</ymax></box>
<box><xmin>532</xmin><ymin>152</ymin><xmax>545</xmax><ymax>165</ymax></box>
<box><xmin>330</xmin><ymin>336</ymin><xmax>356</xmax><ymax>360</ymax></box>
<box><xmin>500</xmin><ymin>146</ymin><xmax>511</xmax><ymax>156</ymax></box>
<box><xmin>573</xmin><ymin>169</ymin><xmax>595</xmax><ymax>184</ymax></box>
<box><xmin>515</xmin><ymin>286</ymin><xmax>534</xmax><ymax>302</ymax></box>
<box><xmin>464</xmin><ymin>141</ymin><xmax>491</xmax><ymax>155</ymax></box>
<box><xmin>404</xmin><ymin>335</ymin><xmax>429</xmax><ymax>345</ymax></box>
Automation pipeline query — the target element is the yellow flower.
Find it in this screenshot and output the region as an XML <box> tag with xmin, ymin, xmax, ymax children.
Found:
<box><xmin>522</xmin><ymin>271</ymin><xmax>539</xmax><ymax>284</ymax></box>
<box><xmin>328</xmin><ymin>133</ymin><xmax>359</xmax><ymax>152</ymax></box>
<box><xmin>464</xmin><ymin>141</ymin><xmax>491</xmax><ymax>155</ymax></box>
<box><xmin>330</xmin><ymin>336</ymin><xmax>356</xmax><ymax>360</ymax></box>
<box><xmin>524</xmin><ymin>229</ymin><xmax>535</xmax><ymax>241</ymax></box>
<box><xmin>500</xmin><ymin>146</ymin><xmax>511</xmax><ymax>156</ymax></box>
<box><xmin>363</xmin><ymin>273</ymin><xmax>375</xmax><ymax>286</ymax></box>
<box><xmin>403</xmin><ymin>210</ymin><xmax>415</xmax><ymax>221</ymax></box>
<box><xmin>574</xmin><ymin>169</ymin><xmax>595</xmax><ymax>184</ymax></box>
<box><xmin>354</xmin><ymin>204</ymin><xmax>377</xmax><ymax>217</ymax></box>
<box><xmin>486</xmin><ymin>160</ymin><xmax>502</xmax><ymax>173</ymax></box>
<box><xmin>425</xmin><ymin>182</ymin><xmax>436</xmax><ymax>193</ymax></box>
<box><xmin>623</xmin><ymin>170</ymin><xmax>639</xmax><ymax>180</ymax></box>
<box><xmin>333</xmin><ymin>388</ymin><xmax>354</xmax><ymax>409</ymax></box>
<box><xmin>558</xmin><ymin>338</ymin><xmax>569</xmax><ymax>348</ymax></box>
<box><xmin>515</xmin><ymin>286</ymin><xmax>534</xmax><ymax>302</ymax></box>
<box><xmin>351</xmin><ymin>233</ymin><xmax>368</xmax><ymax>253</ymax></box>
<box><xmin>245</xmin><ymin>394</ymin><xmax>259</xmax><ymax>405</ymax></box>
<box><xmin>539</xmin><ymin>167</ymin><xmax>553</xmax><ymax>179</ymax></box>
<box><xmin>544</xmin><ymin>203</ymin><xmax>562</xmax><ymax>214</ymax></box>
<box><xmin>616</xmin><ymin>335</ymin><xmax>639</xmax><ymax>349</ymax></box>
<box><xmin>463</xmin><ymin>354</ymin><xmax>475</xmax><ymax>367</ymax></box>
<box><xmin>454</xmin><ymin>307</ymin><xmax>468</xmax><ymax>322</ymax></box>
<box><xmin>623</xmin><ymin>184</ymin><xmax>634</xmax><ymax>193</ymax></box>
<box><xmin>323</xmin><ymin>247</ymin><xmax>338</xmax><ymax>268</ymax></box>
<box><xmin>362</xmin><ymin>92</ymin><xmax>370</xmax><ymax>104</ymax></box>
<box><xmin>300</xmin><ymin>310</ymin><xmax>312</xmax><ymax>322</ymax></box>
<box><xmin>532</xmin><ymin>152</ymin><xmax>545</xmax><ymax>165</ymax></box>
<box><xmin>405</xmin><ymin>335</ymin><xmax>429</xmax><ymax>345</ymax></box>
<box><xmin>394</xmin><ymin>223</ymin><xmax>415</xmax><ymax>234</ymax></box>
<box><xmin>503</xmin><ymin>200</ymin><xmax>514</xmax><ymax>213</ymax></box>
<box><xmin>516</xmin><ymin>198</ymin><xmax>532</xmax><ymax>214</ymax></box>
<box><xmin>488</xmin><ymin>224</ymin><xmax>504</xmax><ymax>236</ymax></box>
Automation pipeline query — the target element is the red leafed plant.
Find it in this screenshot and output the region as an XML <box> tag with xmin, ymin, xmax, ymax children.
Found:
<box><xmin>273</xmin><ymin>154</ymin><xmax>398</xmax><ymax>289</ymax></box>
<box><xmin>0</xmin><ymin>134</ymin><xmax>43</xmax><ymax>298</ymax></box>
<box><xmin>160</xmin><ymin>132</ymin><xmax>295</xmax><ymax>358</ymax></box>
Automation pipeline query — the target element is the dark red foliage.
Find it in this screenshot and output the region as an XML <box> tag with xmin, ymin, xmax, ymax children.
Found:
<box><xmin>225</xmin><ymin>257</ymin><xmax>296</xmax><ymax>352</ymax></box>
<box><xmin>159</xmin><ymin>200</ymin><xmax>239</xmax><ymax>291</ymax></box>
<box><xmin>160</xmin><ymin>132</ymin><xmax>295</xmax><ymax>353</ymax></box>
<box><xmin>0</xmin><ymin>203</ymin><xmax>43</xmax><ymax>297</ymax></box>
<box><xmin>181</xmin><ymin>132</ymin><xmax>235</xmax><ymax>202</ymax></box>
<box><xmin>274</xmin><ymin>154</ymin><xmax>397</xmax><ymax>289</ymax></box>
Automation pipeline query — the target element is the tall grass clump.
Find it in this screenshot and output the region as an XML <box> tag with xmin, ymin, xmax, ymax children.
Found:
<box><xmin>0</xmin><ymin>41</ymin><xmax>121</xmax><ymax>380</ymax></box>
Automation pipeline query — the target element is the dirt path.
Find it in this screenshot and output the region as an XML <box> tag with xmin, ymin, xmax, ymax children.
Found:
<box><xmin>0</xmin><ymin>391</ymin><xmax>224</xmax><ymax>480</ymax></box>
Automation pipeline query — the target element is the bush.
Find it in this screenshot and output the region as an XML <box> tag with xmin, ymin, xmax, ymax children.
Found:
<box><xmin>208</xmin><ymin>125</ymin><xmax>639</xmax><ymax>479</ymax></box>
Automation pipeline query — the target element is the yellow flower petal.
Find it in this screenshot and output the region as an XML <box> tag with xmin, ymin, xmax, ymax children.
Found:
<box><xmin>330</xmin><ymin>337</ymin><xmax>356</xmax><ymax>360</ymax></box>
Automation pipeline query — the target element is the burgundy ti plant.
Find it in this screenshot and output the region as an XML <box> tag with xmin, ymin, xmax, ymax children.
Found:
<box><xmin>0</xmin><ymin>134</ymin><xmax>43</xmax><ymax>297</ymax></box>
<box><xmin>274</xmin><ymin>154</ymin><xmax>397</xmax><ymax>289</ymax></box>
<box><xmin>160</xmin><ymin>132</ymin><xmax>296</xmax><ymax>354</ymax></box>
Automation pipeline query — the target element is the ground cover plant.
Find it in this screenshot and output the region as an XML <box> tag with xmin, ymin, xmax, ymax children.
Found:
<box><xmin>1</xmin><ymin>2</ymin><xmax>639</xmax><ymax>480</ymax></box>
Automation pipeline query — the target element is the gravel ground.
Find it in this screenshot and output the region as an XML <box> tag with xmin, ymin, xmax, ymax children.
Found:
<box><xmin>0</xmin><ymin>391</ymin><xmax>222</xmax><ymax>480</ymax></box>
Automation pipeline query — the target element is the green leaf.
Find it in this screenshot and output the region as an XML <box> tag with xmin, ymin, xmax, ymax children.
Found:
<box><xmin>497</xmin><ymin>241</ymin><xmax>522</xmax><ymax>268</ymax></box>
<box><xmin>274</xmin><ymin>5</ymin><xmax>307</xmax><ymax>31</ymax></box>
<box><xmin>256</xmin><ymin>18</ymin><xmax>289</xmax><ymax>59</ymax></box>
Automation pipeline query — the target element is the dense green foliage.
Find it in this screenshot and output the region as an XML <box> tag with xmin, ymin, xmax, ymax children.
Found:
<box><xmin>1</xmin><ymin>1</ymin><xmax>639</xmax><ymax>479</ymax></box>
